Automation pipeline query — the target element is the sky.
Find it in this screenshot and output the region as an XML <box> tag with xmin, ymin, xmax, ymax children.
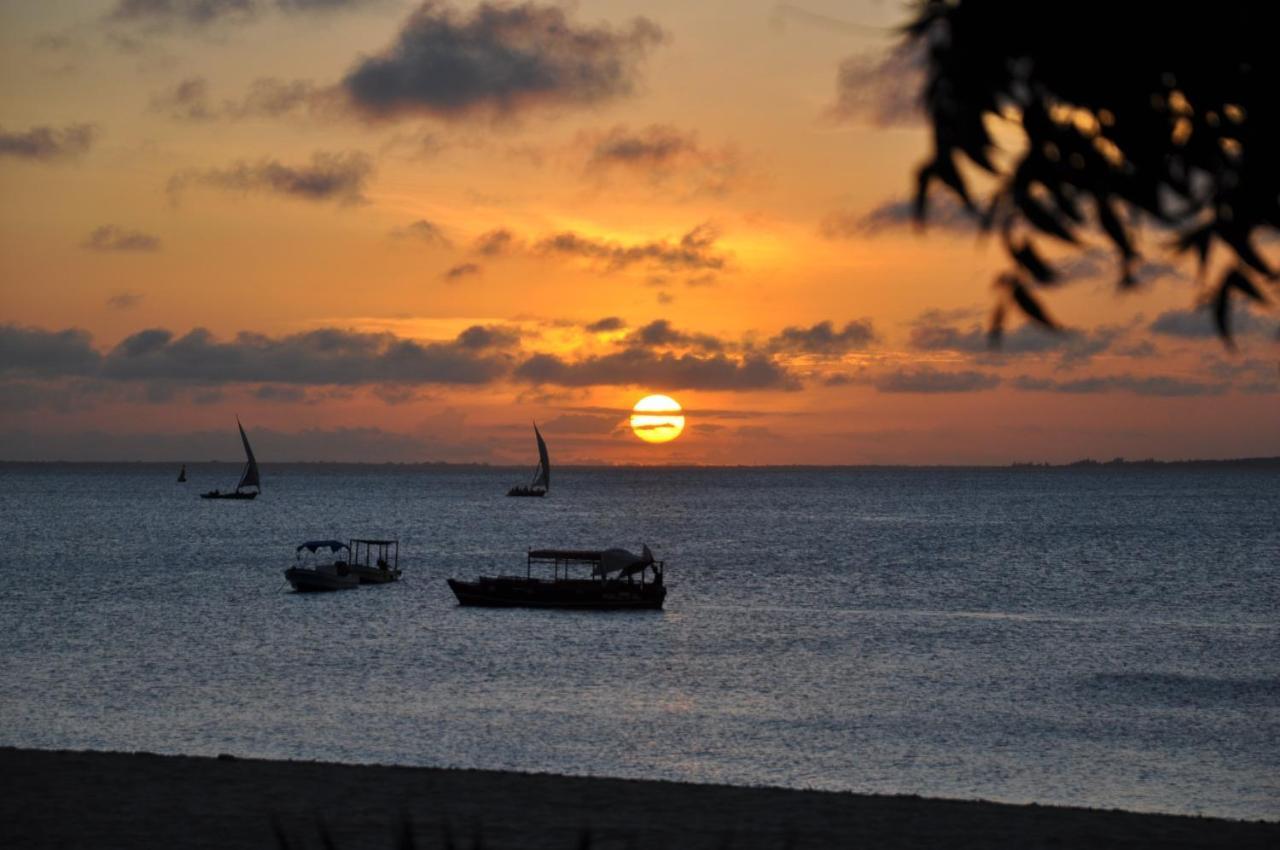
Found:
<box><xmin>1</xmin><ymin>0</ymin><xmax>1277</xmax><ymax>464</ymax></box>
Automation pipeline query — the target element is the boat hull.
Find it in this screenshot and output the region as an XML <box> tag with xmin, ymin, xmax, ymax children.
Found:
<box><xmin>201</xmin><ymin>491</ymin><xmax>257</xmax><ymax>500</ymax></box>
<box><xmin>448</xmin><ymin>577</ymin><xmax>665</xmax><ymax>610</ymax></box>
<box><xmin>351</xmin><ymin>566</ymin><xmax>402</xmax><ymax>584</ymax></box>
<box><xmin>285</xmin><ymin>567</ymin><xmax>358</xmax><ymax>592</ymax></box>
<box><xmin>506</xmin><ymin>487</ymin><xmax>546</xmax><ymax>497</ymax></box>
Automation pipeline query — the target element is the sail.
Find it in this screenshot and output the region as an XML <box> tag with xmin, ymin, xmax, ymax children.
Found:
<box><xmin>236</xmin><ymin>418</ymin><xmax>261</xmax><ymax>491</ymax></box>
<box><xmin>530</xmin><ymin>423</ymin><xmax>550</xmax><ymax>490</ymax></box>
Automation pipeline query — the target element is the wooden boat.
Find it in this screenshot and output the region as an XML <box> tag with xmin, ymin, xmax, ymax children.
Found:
<box><xmin>348</xmin><ymin>538</ymin><xmax>402</xmax><ymax>584</ymax></box>
<box><xmin>202</xmin><ymin>418</ymin><xmax>261</xmax><ymax>500</ymax></box>
<box><xmin>285</xmin><ymin>540</ymin><xmax>358</xmax><ymax>592</ymax></box>
<box><xmin>507</xmin><ymin>423</ymin><xmax>549</xmax><ymax>497</ymax></box>
<box><xmin>448</xmin><ymin>546</ymin><xmax>666</xmax><ymax>610</ymax></box>
<box><xmin>177</xmin><ymin>464</ymin><xmax>187</xmax><ymax>483</ymax></box>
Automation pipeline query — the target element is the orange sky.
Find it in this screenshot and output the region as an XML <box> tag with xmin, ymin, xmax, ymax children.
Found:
<box><xmin>1</xmin><ymin>1</ymin><xmax>1276</xmax><ymax>463</ymax></box>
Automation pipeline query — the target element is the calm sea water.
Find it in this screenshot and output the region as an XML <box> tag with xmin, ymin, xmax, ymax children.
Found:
<box><xmin>0</xmin><ymin>463</ymin><xmax>1276</xmax><ymax>820</ymax></box>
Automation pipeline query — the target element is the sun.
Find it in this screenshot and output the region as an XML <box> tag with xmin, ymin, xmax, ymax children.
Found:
<box><xmin>630</xmin><ymin>395</ymin><xmax>686</xmax><ymax>444</ymax></box>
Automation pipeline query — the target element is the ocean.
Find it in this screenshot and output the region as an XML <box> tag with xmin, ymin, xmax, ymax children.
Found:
<box><xmin>1</xmin><ymin>463</ymin><xmax>1276</xmax><ymax>820</ymax></box>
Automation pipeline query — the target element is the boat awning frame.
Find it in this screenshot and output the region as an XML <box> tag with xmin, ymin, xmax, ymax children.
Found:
<box><xmin>297</xmin><ymin>540</ymin><xmax>349</xmax><ymax>553</ymax></box>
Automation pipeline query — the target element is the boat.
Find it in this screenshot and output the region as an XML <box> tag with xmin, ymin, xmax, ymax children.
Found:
<box><xmin>507</xmin><ymin>422</ymin><xmax>549</xmax><ymax>497</ymax></box>
<box><xmin>348</xmin><ymin>538</ymin><xmax>402</xmax><ymax>584</ymax></box>
<box><xmin>201</xmin><ymin>418</ymin><xmax>261</xmax><ymax>500</ymax></box>
<box><xmin>177</xmin><ymin>464</ymin><xmax>187</xmax><ymax>483</ymax></box>
<box><xmin>448</xmin><ymin>545</ymin><xmax>666</xmax><ymax>610</ymax></box>
<box><xmin>285</xmin><ymin>540</ymin><xmax>359</xmax><ymax>592</ymax></box>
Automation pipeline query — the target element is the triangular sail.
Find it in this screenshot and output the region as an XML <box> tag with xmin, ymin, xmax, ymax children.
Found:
<box><xmin>530</xmin><ymin>423</ymin><xmax>550</xmax><ymax>490</ymax></box>
<box><xmin>236</xmin><ymin>418</ymin><xmax>260</xmax><ymax>491</ymax></box>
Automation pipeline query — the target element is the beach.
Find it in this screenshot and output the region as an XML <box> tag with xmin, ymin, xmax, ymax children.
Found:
<box><xmin>2</xmin><ymin>748</ymin><xmax>1275</xmax><ymax>849</ymax></box>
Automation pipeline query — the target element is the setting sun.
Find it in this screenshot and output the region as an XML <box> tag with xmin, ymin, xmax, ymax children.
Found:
<box><xmin>629</xmin><ymin>395</ymin><xmax>686</xmax><ymax>444</ymax></box>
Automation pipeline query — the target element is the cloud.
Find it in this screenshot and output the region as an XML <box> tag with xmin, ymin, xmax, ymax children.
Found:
<box><xmin>767</xmin><ymin>319</ymin><xmax>877</xmax><ymax>355</ymax></box>
<box><xmin>514</xmin><ymin>349</ymin><xmax>798</xmax><ymax>391</ymax></box>
<box><xmin>0</xmin><ymin>323</ymin><xmax>508</xmax><ymax>387</ymax></box>
<box><xmin>584</xmin><ymin>316</ymin><xmax>625</xmax><ymax>332</ymax></box>
<box><xmin>541</xmin><ymin>413</ymin><xmax>620</xmax><ymax>434</ymax></box>
<box><xmin>1011</xmin><ymin>374</ymin><xmax>1228</xmax><ymax>397</ymax></box>
<box><xmin>455</xmin><ymin>324</ymin><xmax>519</xmax><ymax>349</ymax></box>
<box><xmin>168</xmin><ymin>150</ymin><xmax>373</xmax><ymax>205</ymax></box>
<box><xmin>443</xmin><ymin>262</ymin><xmax>481</xmax><ymax>281</ymax></box>
<box><xmin>393</xmin><ymin>218</ymin><xmax>451</xmax><ymax>246</ymax></box>
<box><xmin>339</xmin><ymin>1</ymin><xmax>665</xmax><ymax>122</ymax></box>
<box><xmin>83</xmin><ymin>225</ymin><xmax>162</xmax><ymax>252</ymax></box>
<box><xmin>873</xmin><ymin>367</ymin><xmax>1001</xmax><ymax>393</ymax></box>
<box><xmin>107</xmin><ymin>293</ymin><xmax>145</xmax><ymax>309</ymax></box>
<box><xmin>908</xmin><ymin>312</ymin><xmax>1130</xmax><ymax>366</ymax></box>
<box><xmin>107</xmin><ymin>0</ymin><xmax>377</xmax><ymax>28</ymax></box>
<box><xmin>821</xmin><ymin>193</ymin><xmax>976</xmax><ymax>239</ymax></box>
<box><xmin>827</xmin><ymin>43</ymin><xmax>925</xmax><ymax>127</ymax></box>
<box><xmin>535</xmin><ymin>223</ymin><xmax>727</xmax><ymax>273</ymax></box>
<box><xmin>0</xmin><ymin>123</ymin><xmax>97</xmax><ymax>161</ymax></box>
<box><xmin>472</xmin><ymin>228</ymin><xmax>519</xmax><ymax>256</ymax></box>
<box><xmin>626</xmin><ymin>319</ymin><xmax>723</xmax><ymax>352</ymax></box>
<box><xmin>1149</xmin><ymin>306</ymin><xmax>1274</xmax><ymax>340</ymax></box>
<box><xmin>150</xmin><ymin>76</ymin><xmax>319</xmax><ymax>121</ymax></box>
<box><xmin>581</xmin><ymin>124</ymin><xmax>741</xmax><ymax>193</ymax></box>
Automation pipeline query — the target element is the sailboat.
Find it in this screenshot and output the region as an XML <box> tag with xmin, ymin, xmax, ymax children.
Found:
<box><xmin>177</xmin><ymin>464</ymin><xmax>187</xmax><ymax>483</ymax></box>
<box><xmin>507</xmin><ymin>423</ymin><xmax>549</xmax><ymax>497</ymax></box>
<box><xmin>201</xmin><ymin>418</ymin><xmax>261</xmax><ymax>500</ymax></box>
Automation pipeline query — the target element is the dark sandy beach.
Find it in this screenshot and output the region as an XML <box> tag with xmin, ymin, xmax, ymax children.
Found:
<box><xmin>1</xmin><ymin>748</ymin><xmax>1274</xmax><ymax>849</ymax></box>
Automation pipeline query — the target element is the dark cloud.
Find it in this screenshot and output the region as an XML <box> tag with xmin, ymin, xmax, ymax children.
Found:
<box><xmin>582</xmin><ymin>124</ymin><xmax>740</xmax><ymax>193</ymax></box>
<box><xmin>0</xmin><ymin>324</ymin><xmax>507</xmax><ymax>387</ymax></box>
<box><xmin>393</xmin><ymin>218</ymin><xmax>451</xmax><ymax>246</ymax></box>
<box><xmin>1149</xmin><ymin>306</ymin><xmax>1274</xmax><ymax>340</ymax></box>
<box><xmin>443</xmin><ymin>262</ymin><xmax>481</xmax><ymax>281</ymax></box>
<box><xmin>873</xmin><ymin>367</ymin><xmax>1001</xmax><ymax>393</ymax></box>
<box><xmin>84</xmin><ymin>225</ymin><xmax>161</xmax><ymax>252</ymax></box>
<box><xmin>821</xmin><ymin>193</ymin><xmax>976</xmax><ymax>239</ymax></box>
<box><xmin>0</xmin><ymin>325</ymin><xmax>101</xmax><ymax>377</ymax></box>
<box><xmin>827</xmin><ymin>43</ymin><xmax>925</xmax><ymax>127</ymax></box>
<box><xmin>168</xmin><ymin>150</ymin><xmax>373</xmax><ymax>205</ymax></box>
<box><xmin>106</xmin><ymin>293</ymin><xmax>145</xmax><ymax>310</ymax></box>
<box><xmin>455</xmin><ymin>324</ymin><xmax>519</xmax><ymax>349</ymax></box>
<box><xmin>514</xmin><ymin>349</ymin><xmax>798</xmax><ymax>391</ymax></box>
<box><xmin>626</xmin><ymin>319</ymin><xmax>723</xmax><ymax>352</ymax></box>
<box><xmin>767</xmin><ymin>319</ymin><xmax>876</xmax><ymax>355</ymax></box>
<box><xmin>340</xmin><ymin>2</ymin><xmax>665</xmax><ymax>121</ymax></box>
<box><xmin>908</xmin><ymin>313</ymin><xmax>1128</xmax><ymax>366</ymax></box>
<box><xmin>472</xmin><ymin>228</ymin><xmax>518</xmax><ymax>256</ymax></box>
<box><xmin>0</xmin><ymin>123</ymin><xmax>96</xmax><ymax>161</ymax></box>
<box><xmin>1012</xmin><ymin>374</ymin><xmax>1228</xmax><ymax>397</ymax></box>
<box><xmin>108</xmin><ymin>0</ymin><xmax>377</xmax><ymax>28</ymax></box>
<box><xmin>584</xmin><ymin>316</ymin><xmax>625</xmax><ymax>332</ymax></box>
<box><xmin>535</xmin><ymin>223</ymin><xmax>727</xmax><ymax>273</ymax></box>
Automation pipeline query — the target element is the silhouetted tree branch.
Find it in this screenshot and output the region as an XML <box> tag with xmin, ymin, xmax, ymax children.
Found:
<box><xmin>904</xmin><ymin>0</ymin><xmax>1277</xmax><ymax>344</ymax></box>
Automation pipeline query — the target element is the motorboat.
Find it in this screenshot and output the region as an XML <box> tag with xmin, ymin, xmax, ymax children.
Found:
<box><xmin>285</xmin><ymin>540</ymin><xmax>358</xmax><ymax>592</ymax></box>
<box><xmin>448</xmin><ymin>545</ymin><xmax>666</xmax><ymax>610</ymax></box>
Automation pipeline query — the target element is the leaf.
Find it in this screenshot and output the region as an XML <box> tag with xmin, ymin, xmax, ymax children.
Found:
<box><xmin>1096</xmin><ymin>196</ymin><xmax>1135</xmax><ymax>259</ymax></box>
<box><xmin>1212</xmin><ymin>274</ymin><xmax>1236</xmax><ymax>348</ymax></box>
<box><xmin>1174</xmin><ymin>224</ymin><xmax>1213</xmax><ymax>270</ymax></box>
<box><xmin>913</xmin><ymin>162</ymin><xmax>935</xmax><ymax>224</ymax></box>
<box><xmin>1010</xmin><ymin>278</ymin><xmax>1059</xmax><ymax>329</ymax></box>
<box><xmin>1220</xmin><ymin>227</ymin><xmax>1275</xmax><ymax>278</ymax></box>
<box><xmin>1225</xmin><ymin>267</ymin><xmax>1269</xmax><ymax>303</ymax></box>
<box><xmin>1011</xmin><ymin>239</ymin><xmax>1058</xmax><ymax>284</ymax></box>
<box><xmin>987</xmin><ymin>301</ymin><xmax>1007</xmax><ymax>347</ymax></box>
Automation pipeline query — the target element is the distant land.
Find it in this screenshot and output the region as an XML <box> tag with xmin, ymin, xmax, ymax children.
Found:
<box><xmin>2</xmin><ymin>457</ymin><xmax>1277</xmax><ymax>469</ymax></box>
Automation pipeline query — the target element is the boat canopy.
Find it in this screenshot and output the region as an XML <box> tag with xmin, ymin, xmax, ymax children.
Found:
<box><xmin>350</xmin><ymin>538</ymin><xmax>397</xmax><ymax>546</ymax></box>
<box><xmin>297</xmin><ymin>540</ymin><xmax>349</xmax><ymax>553</ymax></box>
<box><xmin>528</xmin><ymin>546</ymin><xmax>655</xmax><ymax>576</ymax></box>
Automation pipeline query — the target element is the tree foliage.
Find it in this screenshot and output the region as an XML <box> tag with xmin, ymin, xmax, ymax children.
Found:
<box><xmin>905</xmin><ymin>0</ymin><xmax>1277</xmax><ymax>344</ymax></box>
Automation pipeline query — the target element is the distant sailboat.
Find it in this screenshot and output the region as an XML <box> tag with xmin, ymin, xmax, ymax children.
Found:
<box><xmin>201</xmin><ymin>418</ymin><xmax>260</xmax><ymax>500</ymax></box>
<box><xmin>177</xmin><ymin>464</ymin><xmax>187</xmax><ymax>483</ymax></box>
<box><xmin>507</xmin><ymin>423</ymin><xmax>549</xmax><ymax>497</ymax></box>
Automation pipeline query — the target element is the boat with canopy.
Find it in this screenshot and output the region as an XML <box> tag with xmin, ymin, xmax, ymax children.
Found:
<box><xmin>507</xmin><ymin>423</ymin><xmax>550</xmax><ymax>497</ymax></box>
<box><xmin>285</xmin><ymin>540</ymin><xmax>358</xmax><ymax>592</ymax></box>
<box><xmin>348</xmin><ymin>538</ymin><xmax>402</xmax><ymax>584</ymax></box>
<box><xmin>447</xmin><ymin>545</ymin><xmax>666</xmax><ymax>610</ymax></box>
<box><xmin>201</xmin><ymin>418</ymin><xmax>260</xmax><ymax>500</ymax></box>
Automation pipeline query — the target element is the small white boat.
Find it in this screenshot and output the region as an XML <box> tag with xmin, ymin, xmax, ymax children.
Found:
<box><xmin>285</xmin><ymin>540</ymin><xmax>358</xmax><ymax>592</ymax></box>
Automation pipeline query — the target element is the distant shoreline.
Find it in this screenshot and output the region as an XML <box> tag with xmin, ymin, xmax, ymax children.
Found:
<box><xmin>2</xmin><ymin>748</ymin><xmax>1275</xmax><ymax>849</ymax></box>
<box><xmin>2</xmin><ymin>457</ymin><xmax>1278</xmax><ymax>470</ymax></box>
